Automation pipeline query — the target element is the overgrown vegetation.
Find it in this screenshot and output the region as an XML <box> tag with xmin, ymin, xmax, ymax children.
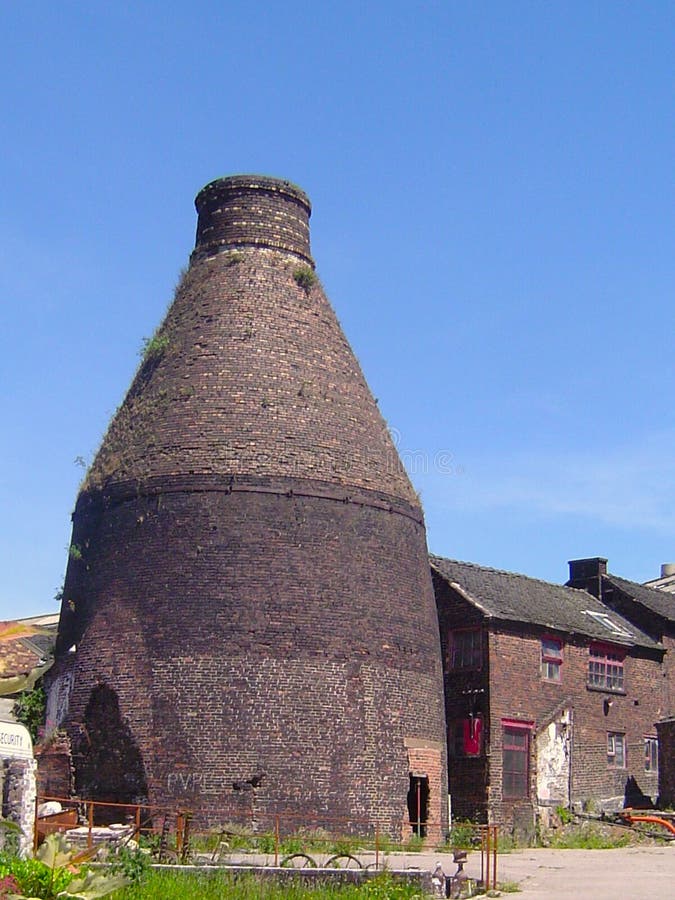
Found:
<box><xmin>139</xmin><ymin>333</ymin><xmax>170</xmax><ymax>360</ymax></box>
<box><xmin>13</xmin><ymin>681</ymin><xmax>46</xmax><ymax>743</ymax></box>
<box><xmin>545</xmin><ymin>824</ymin><xmax>631</xmax><ymax>850</ymax></box>
<box><xmin>0</xmin><ymin>833</ymin><xmax>127</xmax><ymax>899</ymax></box>
<box><xmin>114</xmin><ymin>870</ymin><xmax>422</xmax><ymax>899</ymax></box>
<box><xmin>293</xmin><ymin>266</ymin><xmax>317</xmax><ymax>294</ymax></box>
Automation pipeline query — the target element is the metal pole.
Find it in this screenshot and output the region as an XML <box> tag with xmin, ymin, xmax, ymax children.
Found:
<box><xmin>479</xmin><ymin>825</ymin><xmax>484</xmax><ymax>886</ymax></box>
<box><xmin>33</xmin><ymin>795</ymin><xmax>39</xmax><ymax>853</ymax></box>
<box><xmin>87</xmin><ymin>801</ymin><xmax>94</xmax><ymax>850</ymax></box>
<box><xmin>375</xmin><ymin>823</ymin><xmax>379</xmax><ymax>871</ymax></box>
<box><xmin>416</xmin><ymin>780</ymin><xmax>421</xmax><ymax>836</ymax></box>
<box><xmin>274</xmin><ymin>815</ymin><xmax>280</xmax><ymax>867</ymax></box>
<box><xmin>176</xmin><ymin>812</ymin><xmax>184</xmax><ymax>856</ymax></box>
<box><xmin>493</xmin><ymin>826</ymin><xmax>498</xmax><ymax>891</ymax></box>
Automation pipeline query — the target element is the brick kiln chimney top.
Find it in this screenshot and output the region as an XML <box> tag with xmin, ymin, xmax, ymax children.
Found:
<box><xmin>193</xmin><ymin>174</ymin><xmax>313</xmax><ymax>264</ymax></box>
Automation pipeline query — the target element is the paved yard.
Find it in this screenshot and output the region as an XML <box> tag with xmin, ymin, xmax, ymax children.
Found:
<box><xmin>406</xmin><ymin>845</ymin><xmax>674</xmax><ymax>898</ymax></box>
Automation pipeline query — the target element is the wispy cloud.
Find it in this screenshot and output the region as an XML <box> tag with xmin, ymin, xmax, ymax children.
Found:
<box><xmin>421</xmin><ymin>430</ymin><xmax>675</xmax><ymax>534</ymax></box>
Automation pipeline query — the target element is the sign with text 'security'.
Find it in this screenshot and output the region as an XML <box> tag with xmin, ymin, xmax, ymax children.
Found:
<box><xmin>0</xmin><ymin>722</ymin><xmax>33</xmax><ymax>760</ymax></box>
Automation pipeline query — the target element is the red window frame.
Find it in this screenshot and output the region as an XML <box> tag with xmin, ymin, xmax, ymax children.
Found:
<box><xmin>541</xmin><ymin>636</ymin><xmax>563</xmax><ymax>682</ymax></box>
<box><xmin>588</xmin><ymin>643</ymin><xmax>625</xmax><ymax>691</ymax></box>
<box><xmin>448</xmin><ymin>627</ymin><xmax>483</xmax><ymax>671</ymax></box>
<box><xmin>502</xmin><ymin>720</ymin><xmax>532</xmax><ymax>799</ymax></box>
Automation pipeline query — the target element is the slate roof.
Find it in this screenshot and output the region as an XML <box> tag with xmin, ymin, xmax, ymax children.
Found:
<box><xmin>0</xmin><ymin>614</ymin><xmax>57</xmax><ymax>681</ymax></box>
<box><xmin>430</xmin><ymin>556</ymin><xmax>661</xmax><ymax>650</ymax></box>
<box><xmin>603</xmin><ymin>574</ymin><xmax>675</xmax><ymax>623</ymax></box>
<box><xmin>644</xmin><ymin>573</ymin><xmax>675</xmax><ymax>594</ymax></box>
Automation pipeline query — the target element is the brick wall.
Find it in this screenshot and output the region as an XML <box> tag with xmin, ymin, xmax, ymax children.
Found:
<box><xmin>35</xmin><ymin>732</ymin><xmax>73</xmax><ymax>800</ymax></box>
<box><xmin>433</xmin><ymin>570</ymin><xmax>489</xmax><ymax>822</ymax></box>
<box><xmin>655</xmin><ymin>717</ymin><xmax>675</xmax><ymax>807</ymax></box>
<box><xmin>404</xmin><ymin>741</ymin><xmax>445</xmax><ymax>843</ymax></box>
<box><xmin>54</xmin><ymin>176</ymin><xmax>447</xmax><ymax>836</ymax></box>
<box><xmin>435</xmin><ymin>574</ymin><xmax>664</xmax><ymax>834</ymax></box>
<box><xmin>489</xmin><ymin>629</ymin><xmax>662</xmax><ymax>828</ymax></box>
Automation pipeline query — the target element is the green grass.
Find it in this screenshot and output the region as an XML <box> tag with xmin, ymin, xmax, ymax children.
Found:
<box><xmin>114</xmin><ymin>870</ymin><xmax>422</xmax><ymax>899</ymax></box>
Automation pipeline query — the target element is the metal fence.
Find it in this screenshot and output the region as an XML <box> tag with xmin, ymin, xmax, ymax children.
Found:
<box><xmin>35</xmin><ymin>796</ymin><xmax>498</xmax><ymax>891</ymax></box>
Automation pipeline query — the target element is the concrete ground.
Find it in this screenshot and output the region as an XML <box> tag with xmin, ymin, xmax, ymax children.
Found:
<box><xmin>405</xmin><ymin>845</ymin><xmax>674</xmax><ymax>898</ymax></box>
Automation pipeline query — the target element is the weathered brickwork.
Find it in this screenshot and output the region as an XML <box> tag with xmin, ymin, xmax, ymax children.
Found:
<box><xmin>435</xmin><ymin>569</ymin><xmax>664</xmax><ymax>835</ymax></box>
<box><xmin>54</xmin><ymin>176</ymin><xmax>447</xmax><ymax>835</ymax></box>
<box><xmin>433</xmin><ymin>570</ymin><xmax>489</xmax><ymax>822</ymax></box>
<box><xmin>655</xmin><ymin>717</ymin><xmax>675</xmax><ymax>807</ymax></box>
<box><xmin>488</xmin><ymin>630</ymin><xmax>662</xmax><ymax>830</ymax></box>
<box><xmin>35</xmin><ymin>732</ymin><xmax>73</xmax><ymax>800</ymax></box>
<box><xmin>404</xmin><ymin>742</ymin><xmax>444</xmax><ymax>843</ymax></box>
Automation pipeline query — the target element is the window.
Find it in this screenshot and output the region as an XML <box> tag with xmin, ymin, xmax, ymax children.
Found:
<box><xmin>541</xmin><ymin>637</ymin><xmax>563</xmax><ymax>682</ymax></box>
<box><xmin>607</xmin><ymin>732</ymin><xmax>626</xmax><ymax>767</ymax></box>
<box><xmin>588</xmin><ymin>644</ymin><xmax>625</xmax><ymax>691</ymax></box>
<box><xmin>448</xmin><ymin>628</ymin><xmax>482</xmax><ymax>670</ymax></box>
<box><xmin>645</xmin><ymin>737</ymin><xmax>658</xmax><ymax>773</ymax></box>
<box><xmin>502</xmin><ymin>724</ymin><xmax>531</xmax><ymax>798</ymax></box>
<box><xmin>583</xmin><ymin>610</ymin><xmax>634</xmax><ymax>639</ymax></box>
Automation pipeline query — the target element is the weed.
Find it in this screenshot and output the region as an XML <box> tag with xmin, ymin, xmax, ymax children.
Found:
<box><xmin>114</xmin><ymin>869</ymin><xmax>423</xmax><ymax>898</ymax></box>
<box><xmin>13</xmin><ymin>682</ymin><xmax>46</xmax><ymax>743</ymax></box>
<box><xmin>403</xmin><ymin>832</ymin><xmax>425</xmax><ymax>852</ymax></box>
<box><xmin>555</xmin><ymin>804</ymin><xmax>574</xmax><ymax>825</ymax></box>
<box><xmin>547</xmin><ymin>823</ymin><xmax>631</xmax><ymax>849</ymax></box>
<box><xmin>139</xmin><ymin>333</ymin><xmax>170</xmax><ymax>360</ymax></box>
<box><xmin>68</xmin><ymin>543</ymin><xmax>83</xmax><ymax>561</ymax></box>
<box><xmin>293</xmin><ymin>266</ymin><xmax>317</xmax><ymax>294</ymax></box>
<box><xmin>498</xmin><ymin>881</ymin><xmax>522</xmax><ymax>893</ymax></box>
<box><xmin>108</xmin><ymin>846</ymin><xmax>149</xmax><ymax>884</ymax></box>
<box><xmin>446</xmin><ymin>819</ymin><xmax>479</xmax><ymax>850</ymax></box>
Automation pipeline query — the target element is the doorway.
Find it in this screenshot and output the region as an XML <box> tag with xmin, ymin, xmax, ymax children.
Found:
<box><xmin>407</xmin><ymin>772</ymin><xmax>429</xmax><ymax>837</ymax></box>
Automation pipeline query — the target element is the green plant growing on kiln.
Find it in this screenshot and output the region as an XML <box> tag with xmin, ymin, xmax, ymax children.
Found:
<box><xmin>293</xmin><ymin>266</ymin><xmax>317</xmax><ymax>294</ymax></box>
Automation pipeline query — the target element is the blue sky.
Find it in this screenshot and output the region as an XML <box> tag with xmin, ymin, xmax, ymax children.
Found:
<box><xmin>2</xmin><ymin>1</ymin><xmax>674</xmax><ymax>620</ymax></box>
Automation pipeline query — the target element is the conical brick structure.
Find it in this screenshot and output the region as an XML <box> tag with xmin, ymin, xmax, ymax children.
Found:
<box><xmin>52</xmin><ymin>176</ymin><xmax>447</xmax><ymax>836</ymax></box>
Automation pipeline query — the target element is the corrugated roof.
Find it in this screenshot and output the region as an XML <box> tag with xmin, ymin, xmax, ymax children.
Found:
<box><xmin>431</xmin><ymin>556</ymin><xmax>661</xmax><ymax>650</ymax></box>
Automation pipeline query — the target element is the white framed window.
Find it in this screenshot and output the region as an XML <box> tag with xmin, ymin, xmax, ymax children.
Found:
<box><xmin>541</xmin><ymin>637</ymin><xmax>563</xmax><ymax>682</ymax></box>
<box><xmin>607</xmin><ymin>732</ymin><xmax>626</xmax><ymax>767</ymax></box>
<box><xmin>645</xmin><ymin>737</ymin><xmax>658</xmax><ymax>773</ymax></box>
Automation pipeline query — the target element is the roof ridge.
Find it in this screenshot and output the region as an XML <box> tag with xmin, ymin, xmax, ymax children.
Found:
<box><xmin>429</xmin><ymin>554</ymin><xmax>590</xmax><ymax>597</ymax></box>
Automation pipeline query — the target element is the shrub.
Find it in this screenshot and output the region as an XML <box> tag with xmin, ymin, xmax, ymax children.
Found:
<box><xmin>293</xmin><ymin>266</ymin><xmax>317</xmax><ymax>294</ymax></box>
<box><xmin>139</xmin><ymin>333</ymin><xmax>170</xmax><ymax>360</ymax></box>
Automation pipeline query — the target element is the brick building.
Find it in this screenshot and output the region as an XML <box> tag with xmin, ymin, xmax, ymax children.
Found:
<box><xmin>567</xmin><ymin>557</ymin><xmax>675</xmax><ymax>717</ymax></box>
<box><xmin>567</xmin><ymin>557</ymin><xmax>675</xmax><ymax>810</ymax></box>
<box><xmin>431</xmin><ymin>556</ymin><xmax>664</xmax><ymax>837</ymax></box>
<box><xmin>50</xmin><ymin>176</ymin><xmax>447</xmax><ymax>837</ymax></box>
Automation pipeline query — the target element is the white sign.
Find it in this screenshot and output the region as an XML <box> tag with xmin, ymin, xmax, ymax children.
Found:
<box><xmin>0</xmin><ymin>722</ymin><xmax>33</xmax><ymax>760</ymax></box>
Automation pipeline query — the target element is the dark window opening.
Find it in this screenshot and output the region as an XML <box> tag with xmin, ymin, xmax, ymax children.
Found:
<box><xmin>407</xmin><ymin>773</ymin><xmax>429</xmax><ymax>837</ymax></box>
<box><xmin>448</xmin><ymin>628</ymin><xmax>483</xmax><ymax>670</ymax></box>
<box><xmin>503</xmin><ymin>725</ymin><xmax>530</xmax><ymax>799</ymax></box>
